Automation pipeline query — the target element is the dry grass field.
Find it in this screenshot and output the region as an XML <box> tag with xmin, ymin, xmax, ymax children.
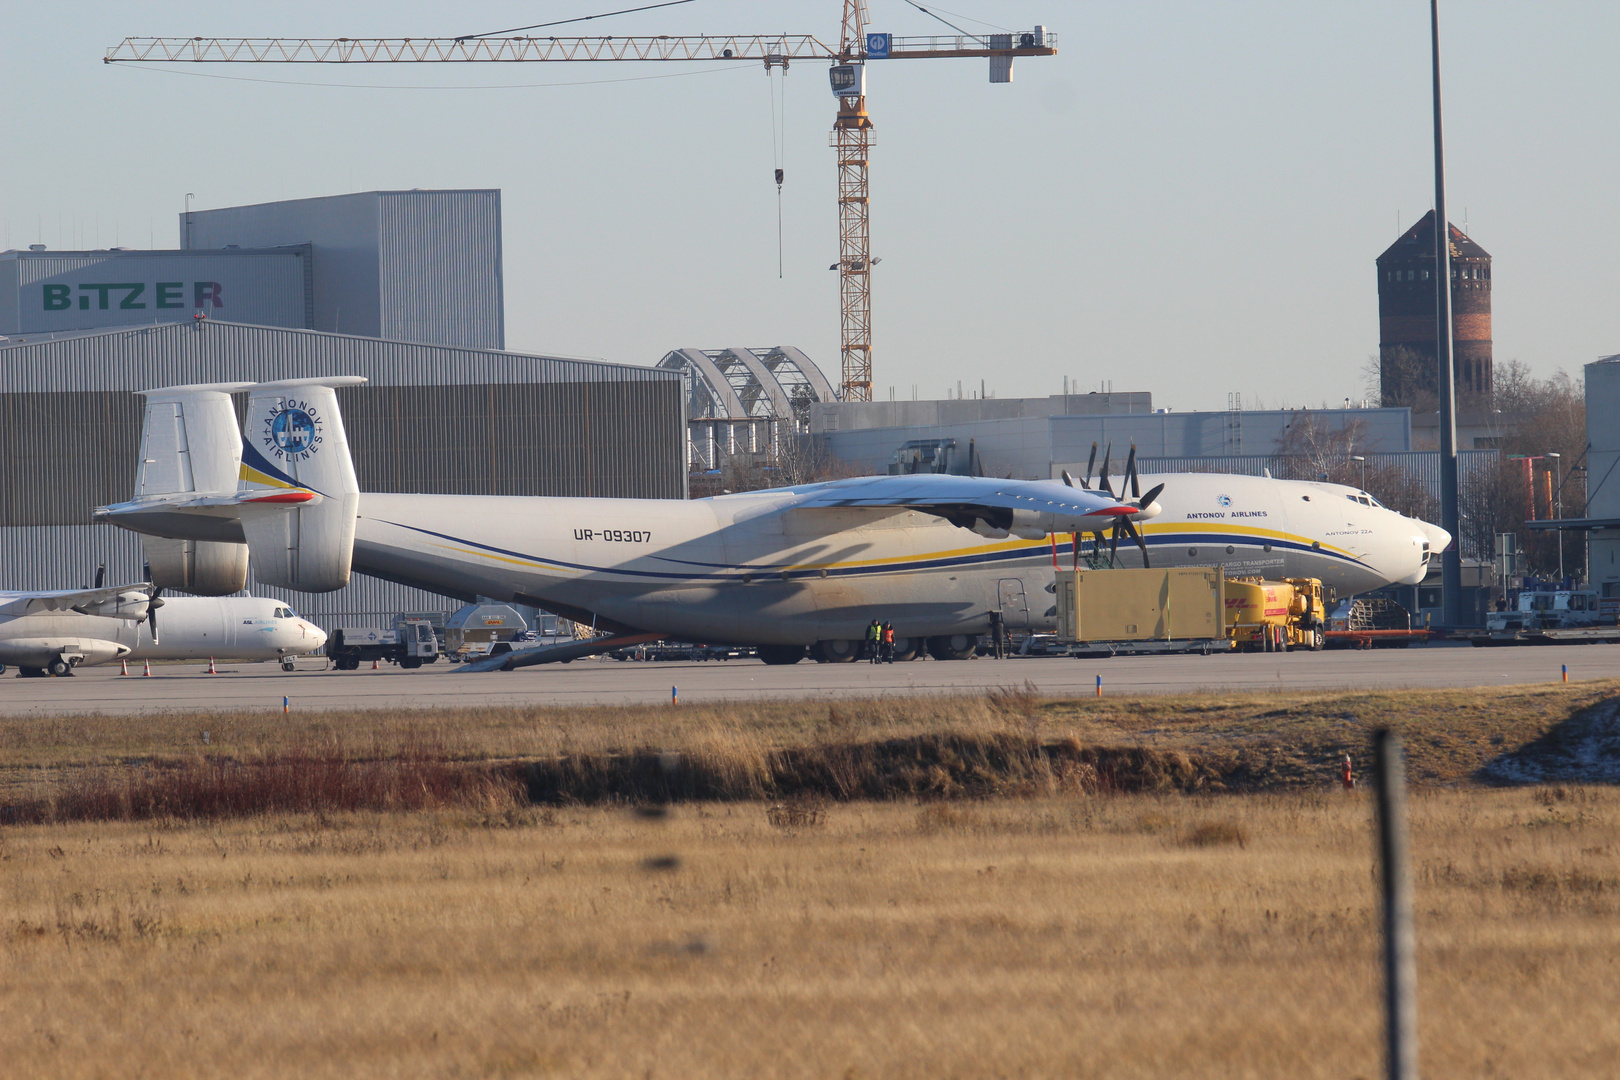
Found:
<box><xmin>4</xmin><ymin>683</ymin><xmax>1619</xmax><ymax>1077</ymax></box>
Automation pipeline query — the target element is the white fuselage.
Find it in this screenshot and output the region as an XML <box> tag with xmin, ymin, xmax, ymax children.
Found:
<box><xmin>349</xmin><ymin>473</ymin><xmax>1442</xmax><ymax>645</ymax></box>
<box><xmin>0</xmin><ymin>596</ymin><xmax>326</xmax><ymax>669</ymax></box>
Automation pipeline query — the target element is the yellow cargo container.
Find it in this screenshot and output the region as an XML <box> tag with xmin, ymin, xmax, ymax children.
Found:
<box><xmin>1055</xmin><ymin>568</ymin><xmax>1226</xmax><ymax>643</ymax></box>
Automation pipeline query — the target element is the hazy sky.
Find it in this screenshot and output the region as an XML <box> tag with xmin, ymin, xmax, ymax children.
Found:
<box><xmin>4</xmin><ymin>2</ymin><xmax>1616</xmax><ymax>412</ymax></box>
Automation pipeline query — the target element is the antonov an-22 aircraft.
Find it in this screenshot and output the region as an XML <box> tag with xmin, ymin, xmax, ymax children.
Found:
<box><xmin>96</xmin><ymin>378</ymin><xmax>1448</xmax><ymax>668</ymax></box>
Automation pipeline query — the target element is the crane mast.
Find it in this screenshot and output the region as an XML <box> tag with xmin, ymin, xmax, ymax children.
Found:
<box><xmin>106</xmin><ymin>7</ymin><xmax>1054</xmax><ymax>403</ymax></box>
<box><xmin>833</xmin><ymin>0</ymin><xmax>874</xmax><ymax>400</ymax></box>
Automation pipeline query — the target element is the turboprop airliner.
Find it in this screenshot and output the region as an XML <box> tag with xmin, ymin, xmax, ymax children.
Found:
<box><xmin>0</xmin><ymin>578</ymin><xmax>327</xmax><ymax>677</ymax></box>
<box><xmin>95</xmin><ymin>378</ymin><xmax>1447</xmax><ymax>668</ymax></box>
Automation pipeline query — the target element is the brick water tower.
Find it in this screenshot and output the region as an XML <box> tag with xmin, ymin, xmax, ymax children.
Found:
<box><xmin>1376</xmin><ymin>210</ymin><xmax>1492</xmax><ymax>406</ymax></box>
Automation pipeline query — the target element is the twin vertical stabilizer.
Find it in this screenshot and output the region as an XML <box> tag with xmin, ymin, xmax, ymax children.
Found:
<box><xmin>97</xmin><ymin>376</ymin><xmax>367</xmax><ymax>595</ymax></box>
<box><xmin>238</xmin><ymin>378</ymin><xmax>365</xmax><ymax>592</ymax></box>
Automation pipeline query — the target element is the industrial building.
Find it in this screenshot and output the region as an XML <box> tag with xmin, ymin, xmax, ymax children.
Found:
<box><xmin>184</xmin><ymin>189</ymin><xmax>504</xmax><ymax>349</ymax></box>
<box><xmin>0</xmin><ymin>320</ymin><xmax>682</xmax><ymax>625</ymax></box>
<box><xmin>1377</xmin><ymin>210</ymin><xmax>1493</xmax><ymax>405</ymax></box>
<box><xmin>2</xmin><ymin>245</ymin><xmax>313</xmax><ymax>336</ymax></box>
<box><xmin>1564</xmin><ymin>354</ymin><xmax>1620</xmax><ymax>598</ymax></box>
<box><xmin>813</xmin><ymin>403</ymin><xmax>1413</xmax><ymax>476</ymax></box>
<box><xmin>0</xmin><ymin>189</ymin><xmax>683</xmax><ymax>628</ymax></box>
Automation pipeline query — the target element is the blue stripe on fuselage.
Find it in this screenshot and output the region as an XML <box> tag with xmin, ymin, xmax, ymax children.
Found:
<box><xmin>377</xmin><ymin>519</ymin><xmax>1374</xmax><ymax>582</ymax></box>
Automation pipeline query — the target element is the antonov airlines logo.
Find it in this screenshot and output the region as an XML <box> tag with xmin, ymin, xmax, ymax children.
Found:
<box><xmin>262</xmin><ymin>400</ymin><xmax>324</xmax><ymax>462</ymax></box>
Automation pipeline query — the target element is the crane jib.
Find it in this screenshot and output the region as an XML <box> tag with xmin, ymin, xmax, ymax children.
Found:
<box><xmin>104</xmin><ymin>23</ymin><xmax>1055</xmax><ymax>407</ymax></box>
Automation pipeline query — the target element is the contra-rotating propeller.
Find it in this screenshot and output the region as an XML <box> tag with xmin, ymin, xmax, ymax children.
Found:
<box><xmin>1069</xmin><ymin>444</ymin><xmax>1165</xmax><ymax>569</ymax></box>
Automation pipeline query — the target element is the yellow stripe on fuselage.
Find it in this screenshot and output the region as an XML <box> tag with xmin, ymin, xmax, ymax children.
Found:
<box><xmin>239</xmin><ymin>463</ymin><xmax>298</xmax><ymax>490</ymax></box>
<box><xmin>409</xmin><ymin>520</ymin><xmax>1357</xmax><ymax>579</ymax></box>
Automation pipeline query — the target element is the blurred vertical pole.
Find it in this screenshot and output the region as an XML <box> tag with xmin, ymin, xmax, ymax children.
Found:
<box><xmin>1375</xmin><ymin>728</ymin><xmax>1419</xmax><ymax>1080</ymax></box>
<box><xmin>1431</xmin><ymin>0</ymin><xmax>1462</xmax><ymax>628</ymax></box>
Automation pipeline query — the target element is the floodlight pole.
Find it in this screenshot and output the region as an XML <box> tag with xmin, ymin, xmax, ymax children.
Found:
<box><xmin>1431</xmin><ymin>0</ymin><xmax>1462</xmax><ymax>628</ymax></box>
<box><xmin>1548</xmin><ymin>452</ymin><xmax>1563</xmax><ymax>582</ymax></box>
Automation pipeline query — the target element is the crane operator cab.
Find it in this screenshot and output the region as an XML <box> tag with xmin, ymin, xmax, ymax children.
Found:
<box><xmin>829</xmin><ymin>63</ymin><xmax>866</xmax><ymax>98</ymax></box>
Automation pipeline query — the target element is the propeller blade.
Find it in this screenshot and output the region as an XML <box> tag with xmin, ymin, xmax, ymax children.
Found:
<box><xmin>1098</xmin><ymin>445</ymin><xmax>1115</xmax><ymax>496</ymax></box>
<box><xmin>1061</xmin><ymin>469</ymin><xmax>1075</xmax><ymax>489</ymax></box>
<box><xmin>1121</xmin><ymin>517</ymin><xmax>1151</xmax><ymax>568</ymax></box>
<box><xmin>1108</xmin><ymin>521</ymin><xmax>1121</xmax><ymax>566</ymax></box>
<box><xmin>94</xmin><ymin>563</ymin><xmax>105</xmax><ymax>589</ymax></box>
<box><xmin>1137</xmin><ymin>482</ymin><xmax>1165</xmax><ymax>512</ymax></box>
<box><xmin>1083</xmin><ymin>443</ymin><xmax>1098</xmax><ymax>490</ymax></box>
<box><xmin>1125</xmin><ymin>445</ymin><xmax>1140</xmax><ymax>499</ymax></box>
<box><xmin>147</xmin><ymin>587</ymin><xmax>164</xmax><ymax>644</ymax></box>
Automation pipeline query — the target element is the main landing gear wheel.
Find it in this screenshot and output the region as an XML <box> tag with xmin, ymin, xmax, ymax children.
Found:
<box><xmin>926</xmin><ymin>634</ymin><xmax>978</xmax><ymax>661</ymax></box>
<box><xmin>756</xmin><ymin>644</ymin><xmax>807</xmax><ymax>666</ymax></box>
<box><xmin>46</xmin><ymin>657</ymin><xmax>72</xmax><ymax>677</ymax></box>
<box><xmin>890</xmin><ymin>637</ymin><xmax>921</xmax><ymax>663</ymax></box>
<box><xmin>814</xmin><ymin>639</ymin><xmax>861</xmax><ymax>664</ymax></box>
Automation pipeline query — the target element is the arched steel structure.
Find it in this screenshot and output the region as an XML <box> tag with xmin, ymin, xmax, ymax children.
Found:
<box><xmin>656</xmin><ymin>346</ymin><xmax>837</xmax><ymax>472</ymax></box>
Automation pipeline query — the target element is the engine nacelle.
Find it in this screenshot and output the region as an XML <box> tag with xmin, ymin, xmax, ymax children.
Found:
<box><xmin>142</xmin><ymin>537</ymin><xmax>249</xmax><ymax>596</ymax></box>
<box><xmin>970</xmin><ymin>508</ymin><xmax>1069</xmax><ymax>541</ymax></box>
<box><xmin>74</xmin><ymin>590</ymin><xmax>155</xmax><ymax>622</ymax></box>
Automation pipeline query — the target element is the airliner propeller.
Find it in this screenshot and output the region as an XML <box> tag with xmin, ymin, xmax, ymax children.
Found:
<box><xmin>142</xmin><ymin>561</ymin><xmax>164</xmax><ymax>644</ymax></box>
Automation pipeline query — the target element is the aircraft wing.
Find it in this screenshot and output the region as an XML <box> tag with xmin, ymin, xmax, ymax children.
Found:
<box><xmin>788</xmin><ymin>474</ymin><xmax>1137</xmax><ymax>535</ymax></box>
<box><xmin>0</xmin><ymin>582</ymin><xmax>156</xmax><ymax>619</ymax></box>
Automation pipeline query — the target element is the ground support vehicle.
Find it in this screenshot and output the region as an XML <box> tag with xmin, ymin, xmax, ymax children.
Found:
<box><xmin>1223</xmin><ymin>576</ymin><xmax>1328</xmax><ymax>652</ymax></box>
<box><xmin>327</xmin><ymin>617</ymin><xmax>441</xmax><ymax>670</ymax></box>
<box><xmin>1465</xmin><ymin>626</ymin><xmax>1620</xmax><ymax>646</ymax></box>
<box><xmin>1054</xmin><ymin>568</ymin><xmax>1328</xmax><ymax>654</ymax></box>
<box><xmin>1323</xmin><ymin>597</ymin><xmax>1428</xmax><ymax>648</ymax></box>
<box><xmin>1458</xmin><ymin>588</ymin><xmax>1620</xmax><ymax>646</ymax></box>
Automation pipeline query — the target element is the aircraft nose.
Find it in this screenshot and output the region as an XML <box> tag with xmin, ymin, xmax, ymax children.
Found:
<box><xmin>1416</xmin><ymin>519</ymin><xmax>1452</xmax><ymax>553</ymax></box>
<box><xmin>304</xmin><ymin>622</ymin><xmax>328</xmax><ymax>650</ymax></box>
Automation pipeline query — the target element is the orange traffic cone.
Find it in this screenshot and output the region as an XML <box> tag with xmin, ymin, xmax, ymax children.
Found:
<box><xmin>120</xmin><ymin>658</ymin><xmax>129</xmax><ymax>676</ymax></box>
<box><xmin>1341</xmin><ymin>754</ymin><xmax>1354</xmax><ymax>791</ymax></box>
<box><xmin>143</xmin><ymin>660</ymin><xmax>152</xmax><ymax>677</ymax></box>
<box><xmin>207</xmin><ymin>656</ymin><xmax>218</xmax><ymax>674</ymax></box>
<box><xmin>371</xmin><ymin>658</ymin><xmax>380</xmax><ymax>670</ymax></box>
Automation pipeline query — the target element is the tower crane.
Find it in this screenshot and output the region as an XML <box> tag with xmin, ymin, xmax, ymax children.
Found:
<box><xmin>105</xmin><ymin>2</ymin><xmax>1056</xmax><ymax>402</ymax></box>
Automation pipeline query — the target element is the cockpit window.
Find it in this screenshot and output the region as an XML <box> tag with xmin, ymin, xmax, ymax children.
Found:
<box><xmin>274</xmin><ymin>606</ymin><xmax>298</xmax><ymax>619</ymax></box>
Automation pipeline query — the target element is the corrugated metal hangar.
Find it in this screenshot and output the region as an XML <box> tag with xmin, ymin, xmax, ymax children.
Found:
<box><xmin>0</xmin><ymin>189</ymin><xmax>683</xmax><ymax>627</ymax></box>
<box><xmin>0</xmin><ymin>321</ymin><xmax>683</xmax><ymax>625</ymax></box>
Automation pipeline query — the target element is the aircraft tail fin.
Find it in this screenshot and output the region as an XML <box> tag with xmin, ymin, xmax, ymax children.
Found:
<box><xmin>135</xmin><ymin>382</ymin><xmax>251</xmax><ymax>499</ymax></box>
<box><xmin>128</xmin><ymin>383</ymin><xmax>252</xmax><ymax>594</ymax></box>
<box><xmin>238</xmin><ymin>378</ymin><xmax>366</xmax><ymax>593</ymax></box>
